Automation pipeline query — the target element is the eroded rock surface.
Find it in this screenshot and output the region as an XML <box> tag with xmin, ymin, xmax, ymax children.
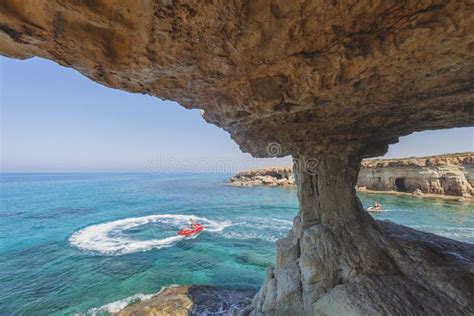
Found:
<box><xmin>248</xmin><ymin>154</ymin><xmax>474</xmax><ymax>315</ymax></box>
<box><xmin>1</xmin><ymin>1</ymin><xmax>473</xmax><ymax>157</ymax></box>
<box><xmin>1</xmin><ymin>1</ymin><xmax>474</xmax><ymax>315</ymax></box>
<box><xmin>252</xmin><ymin>218</ymin><xmax>474</xmax><ymax>315</ymax></box>
<box><xmin>359</xmin><ymin>152</ymin><xmax>474</xmax><ymax>196</ymax></box>
<box><xmin>113</xmin><ymin>285</ymin><xmax>255</xmax><ymax>316</ymax></box>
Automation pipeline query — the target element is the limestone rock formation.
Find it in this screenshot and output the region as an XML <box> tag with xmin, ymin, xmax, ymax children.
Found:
<box><xmin>113</xmin><ymin>285</ymin><xmax>255</xmax><ymax>316</ymax></box>
<box><xmin>252</xmin><ymin>219</ymin><xmax>474</xmax><ymax>315</ymax></box>
<box><xmin>230</xmin><ymin>167</ymin><xmax>295</xmax><ymax>187</ymax></box>
<box><xmin>1</xmin><ymin>1</ymin><xmax>473</xmax><ymax>158</ymax></box>
<box><xmin>1</xmin><ymin>1</ymin><xmax>474</xmax><ymax>315</ymax></box>
<box><xmin>248</xmin><ymin>155</ymin><xmax>474</xmax><ymax>315</ymax></box>
<box><xmin>359</xmin><ymin>152</ymin><xmax>474</xmax><ymax>197</ymax></box>
<box><xmin>230</xmin><ymin>153</ymin><xmax>474</xmax><ymax>197</ymax></box>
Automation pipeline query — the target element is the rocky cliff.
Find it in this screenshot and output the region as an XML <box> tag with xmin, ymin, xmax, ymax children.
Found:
<box><xmin>230</xmin><ymin>153</ymin><xmax>474</xmax><ymax>197</ymax></box>
<box><xmin>1</xmin><ymin>1</ymin><xmax>474</xmax><ymax>315</ymax></box>
<box><xmin>359</xmin><ymin>152</ymin><xmax>474</xmax><ymax>197</ymax></box>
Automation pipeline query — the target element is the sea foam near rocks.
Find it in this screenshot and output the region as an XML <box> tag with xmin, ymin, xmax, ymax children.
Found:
<box><xmin>83</xmin><ymin>292</ymin><xmax>156</xmax><ymax>315</ymax></box>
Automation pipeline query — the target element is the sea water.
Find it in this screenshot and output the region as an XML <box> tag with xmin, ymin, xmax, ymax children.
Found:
<box><xmin>0</xmin><ymin>173</ymin><xmax>472</xmax><ymax>315</ymax></box>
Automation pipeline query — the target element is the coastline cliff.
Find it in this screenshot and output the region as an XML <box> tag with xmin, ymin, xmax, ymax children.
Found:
<box><xmin>230</xmin><ymin>153</ymin><xmax>474</xmax><ymax>198</ymax></box>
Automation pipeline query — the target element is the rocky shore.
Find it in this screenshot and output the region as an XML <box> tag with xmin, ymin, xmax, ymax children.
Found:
<box><xmin>229</xmin><ymin>167</ymin><xmax>295</xmax><ymax>187</ymax></box>
<box><xmin>230</xmin><ymin>153</ymin><xmax>474</xmax><ymax>199</ymax></box>
<box><xmin>114</xmin><ymin>285</ymin><xmax>255</xmax><ymax>316</ymax></box>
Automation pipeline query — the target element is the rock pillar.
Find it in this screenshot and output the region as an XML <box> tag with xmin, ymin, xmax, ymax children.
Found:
<box><xmin>249</xmin><ymin>153</ymin><xmax>474</xmax><ymax>315</ymax></box>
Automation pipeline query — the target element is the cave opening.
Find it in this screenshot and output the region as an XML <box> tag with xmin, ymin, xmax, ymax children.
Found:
<box><xmin>395</xmin><ymin>177</ymin><xmax>408</xmax><ymax>192</ymax></box>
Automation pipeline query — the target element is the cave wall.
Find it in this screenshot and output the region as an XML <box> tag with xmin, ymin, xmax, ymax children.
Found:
<box><xmin>1</xmin><ymin>0</ymin><xmax>473</xmax><ymax>159</ymax></box>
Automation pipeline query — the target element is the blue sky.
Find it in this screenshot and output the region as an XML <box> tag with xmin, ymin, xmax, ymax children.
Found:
<box><xmin>1</xmin><ymin>57</ymin><xmax>472</xmax><ymax>172</ymax></box>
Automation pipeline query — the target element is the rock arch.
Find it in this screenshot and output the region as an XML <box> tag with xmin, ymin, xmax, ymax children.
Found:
<box><xmin>1</xmin><ymin>1</ymin><xmax>473</xmax><ymax>314</ymax></box>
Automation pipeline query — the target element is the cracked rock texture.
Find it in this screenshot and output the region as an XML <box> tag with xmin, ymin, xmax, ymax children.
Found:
<box><xmin>1</xmin><ymin>1</ymin><xmax>474</xmax><ymax>315</ymax></box>
<box><xmin>1</xmin><ymin>0</ymin><xmax>473</xmax><ymax>157</ymax></box>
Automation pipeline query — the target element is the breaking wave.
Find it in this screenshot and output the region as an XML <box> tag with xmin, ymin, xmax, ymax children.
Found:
<box><xmin>70</xmin><ymin>214</ymin><xmax>230</xmax><ymax>255</ymax></box>
<box><xmin>84</xmin><ymin>292</ymin><xmax>156</xmax><ymax>315</ymax></box>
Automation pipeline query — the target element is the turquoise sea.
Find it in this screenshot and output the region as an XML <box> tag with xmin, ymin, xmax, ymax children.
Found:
<box><xmin>0</xmin><ymin>173</ymin><xmax>472</xmax><ymax>315</ymax></box>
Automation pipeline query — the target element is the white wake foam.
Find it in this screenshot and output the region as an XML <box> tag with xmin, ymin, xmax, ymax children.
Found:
<box><xmin>70</xmin><ymin>214</ymin><xmax>230</xmax><ymax>255</ymax></box>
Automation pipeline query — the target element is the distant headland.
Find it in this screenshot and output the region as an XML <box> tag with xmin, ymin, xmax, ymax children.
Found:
<box><xmin>229</xmin><ymin>153</ymin><xmax>474</xmax><ymax>201</ymax></box>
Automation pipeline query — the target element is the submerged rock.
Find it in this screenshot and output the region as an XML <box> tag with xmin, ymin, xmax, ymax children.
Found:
<box><xmin>114</xmin><ymin>285</ymin><xmax>255</xmax><ymax>316</ymax></box>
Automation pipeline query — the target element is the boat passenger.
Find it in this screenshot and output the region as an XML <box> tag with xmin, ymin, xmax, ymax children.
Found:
<box><xmin>189</xmin><ymin>218</ymin><xmax>198</xmax><ymax>229</ymax></box>
<box><xmin>366</xmin><ymin>202</ymin><xmax>383</xmax><ymax>212</ymax></box>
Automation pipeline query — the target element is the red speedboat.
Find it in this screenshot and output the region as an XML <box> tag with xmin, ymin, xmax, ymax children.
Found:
<box><xmin>177</xmin><ymin>224</ymin><xmax>204</xmax><ymax>237</ymax></box>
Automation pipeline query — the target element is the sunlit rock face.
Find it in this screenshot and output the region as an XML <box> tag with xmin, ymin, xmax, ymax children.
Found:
<box><xmin>1</xmin><ymin>1</ymin><xmax>474</xmax><ymax>315</ymax></box>
<box><xmin>1</xmin><ymin>0</ymin><xmax>473</xmax><ymax>157</ymax></box>
<box><xmin>359</xmin><ymin>153</ymin><xmax>474</xmax><ymax>196</ymax></box>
